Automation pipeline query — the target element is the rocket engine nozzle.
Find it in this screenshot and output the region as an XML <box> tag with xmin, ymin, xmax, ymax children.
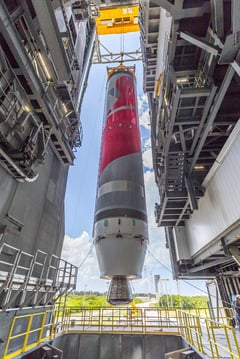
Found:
<box><xmin>107</xmin><ymin>277</ymin><xmax>133</xmax><ymax>305</ymax></box>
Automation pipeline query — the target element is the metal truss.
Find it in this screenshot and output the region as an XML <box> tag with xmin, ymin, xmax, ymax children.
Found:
<box><xmin>92</xmin><ymin>36</ymin><xmax>142</xmax><ymax>64</ymax></box>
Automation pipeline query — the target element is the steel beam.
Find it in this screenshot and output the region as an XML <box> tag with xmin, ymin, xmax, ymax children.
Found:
<box><xmin>180</xmin><ymin>31</ymin><xmax>219</xmax><ymax>56</ymax></box>
<box><xmin>190</xmin><ymin>65</ymin><xmax>234</xmax><ymax>171</ymax></box>
<box><xmin>228</xmin><ymin>246</ymin><xmax>240</xmax><ymax>267</ymax></box>
<box><xmin>232</xmin><ymin>0</ymin><xmax>240</xmax><ymax>33</ymax></box>
<box><xmin>165</xmin><ymin>89</ymin><xmax>181</xmax><ymax>155</ymax></box>
<box><xmin>232</xmin><ymin>60</ymin><xmax>240</xmax><ymax>78</ymax></box>
<box><xmin>188</xmin><ymin>256</ymin><xmax>233</xmax><ymax>273</ymax></box>
<box><xmin>184</xmin><ymin>175</ymin><xmax>198</xmax><ymax>211</ymax></box>
<box><xmin>210</xmin><ymin>0</ymin><xmax>224</xmax><ymax>38</ymax></box>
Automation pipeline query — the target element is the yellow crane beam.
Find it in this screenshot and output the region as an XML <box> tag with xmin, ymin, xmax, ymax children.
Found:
<box><xmin>96</xmin><ymin>6</ymin><xmax>139</xmax><ymax>35</ymax></box>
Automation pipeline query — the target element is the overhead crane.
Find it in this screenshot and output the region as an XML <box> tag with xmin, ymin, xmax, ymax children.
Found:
<box><xmin>92</xmin><ymin>3</ymin><xmax>143</xmax><ymax>64</ymax></box>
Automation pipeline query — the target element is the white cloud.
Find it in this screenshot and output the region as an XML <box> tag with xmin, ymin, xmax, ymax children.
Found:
<box><xmin>62</xmin><ymin>232</ymin><xmax>102</xmax><ymax>291</ymax></box>
<box><xmin>143</xmin><ymin>135</ymin><xmax>153</xmax><ymax>169</ymax></box>
<box><xmin>143</xmin><ymin>148</ymin><xmax>153</xmax><ymax>169</ymax></box>
<box><xmin>144</xmin><ymin>171</ymin><xmax>158</xmax><ymax>211</ymax></box>
<box><xmin>144</xmin><ymin>137</ymin><xmax>151</xmax><ymax>149</ymax></box>
<box><xmin>138</xmin><ymin>94</ymin><xmax>148</xmax><ymax>112</ymax></box>
<box><xmin>144</xmin><ymin>170</ymin><xmax>171</xmax><ymax>269</ymax></box>
<box><xmin>62</xmin><ymin>231</ymin><xmax>90</xmax><ymax>266</ymax></box>
<box><xmin>138</xmin><ymin>94</ymin><xmax>150</xmax><ymax>128</ymax></box>
<box><xmin>139</xmin><ymin>110</ymin><xmax>150</xmax><ymax>128</ymax></box>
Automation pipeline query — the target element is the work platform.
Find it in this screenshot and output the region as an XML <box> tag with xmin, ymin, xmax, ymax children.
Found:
<box><xmin>3</xmin><ymin>306</ymin><xmax>240</xmax><ymax>359</ymax></box>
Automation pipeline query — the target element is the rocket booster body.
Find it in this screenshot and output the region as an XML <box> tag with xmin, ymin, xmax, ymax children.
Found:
<box><xmin>93</xmin><ymin>65</ymin><xmax>148</xmax><ymax>305</ymax></box>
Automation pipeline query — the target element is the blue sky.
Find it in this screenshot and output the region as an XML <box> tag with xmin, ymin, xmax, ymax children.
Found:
<box><xmin>62</xmin><ymin>32</ymin><xmax>208</xmax><ymax>297</ymax></box>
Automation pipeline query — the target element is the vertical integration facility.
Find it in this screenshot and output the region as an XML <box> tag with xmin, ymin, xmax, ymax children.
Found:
<box><xmin>1</xmin><ymin>0</ymin><xmax>240</xmax><ymax>357</ymax></box>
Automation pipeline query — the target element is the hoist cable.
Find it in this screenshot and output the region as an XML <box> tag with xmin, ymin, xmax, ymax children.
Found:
<box><xmin>78</xmin><ymin>243</ymin><xmax>94</xmax><ymax>270</ymax></box>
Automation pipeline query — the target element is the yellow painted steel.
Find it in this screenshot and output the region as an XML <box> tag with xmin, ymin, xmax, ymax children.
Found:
<box><xmin>155</xmin><ymin>73</ymin><xmax>163</xmax><ymax>98</ymax></box>
<box><xmin>107</xmin><ymin>63</ymin><xmax>135</xmax><ymax>79</ymax></box>
<box><xmin>3</xmin><ymin>306</ymin><xmax>240</xmax><ymax>359</ymax></box>
<box><xmin>3</xmin><ymin>310</ymin><xmax>54</xmax><ymax>359</ymax></box>
<box><xmin>96</xmin><ymin>6</ymin><xmax>139</xmax><ymax>35</ymax></box>
<box><xmin>205</xmin><ymin>317</ymin><xmax>240</xmax><ymax>358</ymax></box>
<box><xmin>178</xmin><ymin>310</ymin><xmax>204</xmax><ymax>353</ymax></box>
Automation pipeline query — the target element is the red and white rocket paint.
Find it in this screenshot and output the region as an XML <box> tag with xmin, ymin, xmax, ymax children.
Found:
<box><xmin>93</xmin><ymin>65</ymin><xmax>148</xmax><ymax>305</ymax></box>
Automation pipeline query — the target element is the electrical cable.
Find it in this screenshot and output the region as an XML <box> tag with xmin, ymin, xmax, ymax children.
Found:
<box><xmin>78</xmin><ymin>243</ymin><xmax>94</xmax><ymax>269</ymax></box>
<box><xmin>147</xmin><ymin>248</ymin><xmax>235</xmax><ymax>308</ymax></box>
<box><xmin>147</xmin><ymin>248</ymin><xmax>210</xmax><ymax>297</ymax></box>
<box><xmin>120</xmin><ymin>0</ymin><xmax>124</xmax><ymax>61</ymax></box>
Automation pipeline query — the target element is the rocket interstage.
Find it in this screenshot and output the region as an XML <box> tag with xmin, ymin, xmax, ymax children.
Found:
<box><xmin>93</xmin><ymin>65</ymin><xmax>149</xmax><ymax>305</ymax></box>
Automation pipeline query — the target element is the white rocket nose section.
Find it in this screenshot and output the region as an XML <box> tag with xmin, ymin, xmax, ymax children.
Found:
<box><xmin>107</xmin><ymin>277</ymin><xmax>132</xmax><ymax>305</ymax></box>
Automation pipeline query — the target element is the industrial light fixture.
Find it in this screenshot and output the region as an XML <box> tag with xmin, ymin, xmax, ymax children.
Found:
<box><xmin>164</xmin><ymin>95</ymin><xmax>169</xmax><ymax>106</ymax></box>
<box><xmin>65</xmin><ymin>110</ymin><xmax>74</xmax><ymax>117</ymax></box>
<box><xmin>194</xmin><ymin>165</ymin><xmax>205</xmax><ymax>170</ymax></box>
<box><xmin>176</xmin><ymin>77</ymin><xmax>188</xmax><ymax>84</ymax></box>
<box><xmin>62</xmin><ymin>103</ymin><xmax>74</xmax><ymax>117</ymax></box>
<box><xmin>62</xmin><ymin>103</ymin><xmax>68</xmax><ymax>114</ymax></box>
<box><xmin>33</xmin><ymin>58</ymin><xmax>39</xmax><ymax>77</ymax></box>
<box><xmin>37</xmin><ymin>51</ymin><xmax>51</xmax><ymax>80</ymax></box>
<box><xmin>23</xmin><ymin>104</ymin><xmax>31</xmax><ymax>112</ymax></box>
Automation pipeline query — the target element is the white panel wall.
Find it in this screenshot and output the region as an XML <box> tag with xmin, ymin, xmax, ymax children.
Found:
<box><xmin>173</xmin><ymin>227</ymin><xmax>190</xmax><ymax>261</ymax></box>
<box><xmin>155</xmin><ymin>8</ymin><xmax>172</xmax><ymax>80</ymax></box>
<box><xmin>185</xmin><ymin>120</ymin><xmax>240</xmax><ymax>256</ymax></box>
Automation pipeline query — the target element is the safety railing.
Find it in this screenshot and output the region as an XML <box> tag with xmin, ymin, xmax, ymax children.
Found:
<box><xmin>178</xmin><ymin>310</ymin><xmax>204</xmax><ymax>353</ymax></box>
<box><xmin>205</xmin><ymin>317</ymin><xmax>240</xmax><ymax>359</ymax></box>
<box><xmin>0</xmin><ymin>243</ymin><xmax>77</xmax><ymax>310</ymax></box>
<box><xmin>3</xmin><ymin>310</ymin><xmax>54</xmax><ymax>359</ymax></box>
<box><xmin>3</xmin><ymin>306</ymin><xmax>240</xmax><ymax>359</ymax></box>
<box><xmin>61</xmin><ymin>307</ymin><xmax>182</xmax><ymax>335</ymax></box>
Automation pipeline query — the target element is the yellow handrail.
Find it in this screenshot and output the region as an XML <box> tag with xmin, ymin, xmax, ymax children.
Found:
<box><xmin>205</xmin><ymin>317</ymin><xmax>240</xmax><ymax>359</ymax></box>
<box><xmin>3</xmin><ymin>310</ymin><xmax>54</xmax><ymax>359</ymax></box>
<box><xmin>3</xmin><ymin>306</ymin><xmax>239</xmax><ymax>359</ymax></box>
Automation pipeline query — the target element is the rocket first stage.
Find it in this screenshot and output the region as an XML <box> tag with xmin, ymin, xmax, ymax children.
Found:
<box><xmin>93</xmin><ymin>65</ymin><xmax>148</xmax><ymax>305</ymax></box>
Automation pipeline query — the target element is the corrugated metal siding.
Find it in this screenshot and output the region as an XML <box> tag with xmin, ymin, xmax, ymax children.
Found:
<box><xmin>185</xmin><ymin>121</ymin><xmax>240</xmax><ymax>255</ymax></box>
<box><xmin>53</xmin><ymin>333</ymin><xmax>184</xmax><ymax>359</ymax></box>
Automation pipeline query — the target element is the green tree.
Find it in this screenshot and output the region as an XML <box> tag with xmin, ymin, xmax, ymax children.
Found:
<box><xmin>159</xmin><ymin>294</ymin><xmax>208</xmax><ymax>309</ymax></box>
